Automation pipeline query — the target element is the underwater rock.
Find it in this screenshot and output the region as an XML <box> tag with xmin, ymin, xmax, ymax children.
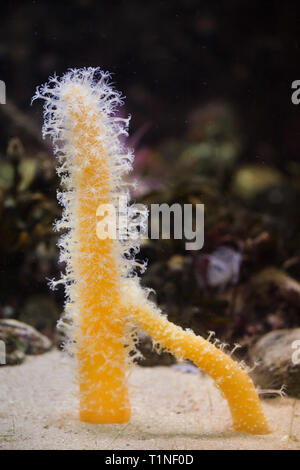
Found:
<box><xmin>250</xmin><ymin>328</ymin><xmax>300</xmax><ymax>397</ymax></box>
<box><xmin>0</xmin><ymin>319</ymin><xmax>52</xmax><ymax>365</ymax></box>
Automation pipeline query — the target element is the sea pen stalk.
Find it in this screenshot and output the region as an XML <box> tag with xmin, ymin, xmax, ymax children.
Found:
<box><xmin>33</xmin><ymin>69</ymin><xmax>133</xmax><ymax>423</ymax></box>
<box><xmin>122</xmin><ymin>279</ymin><xmax>269</xmax><ymax>434</ymax></box>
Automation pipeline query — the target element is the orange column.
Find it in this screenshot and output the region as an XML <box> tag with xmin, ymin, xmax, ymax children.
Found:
<box><xmin>66</xmin><ymin>85</ymin><xmax>130</xmax><ymax>424</ymax></box>
<box><xmin>122</xmin><ymin>280</ymin><xmax>269</xmax><ymax>434</ymax></box>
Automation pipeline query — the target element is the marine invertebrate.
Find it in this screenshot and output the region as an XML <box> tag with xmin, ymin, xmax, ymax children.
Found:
<box><xmin>33</xmin><ymin>68</ymin><xmax>135</xmax><ymax>423</ymax></box>
<box><xmin>34</xmin><ymin>67</ymin><xmax>269</xmax><ymax>434</ymax></box>
<box><xmin>122</xmin><ymin>279</ymin><xmax>269</xmax><ymax>434</ymax></box>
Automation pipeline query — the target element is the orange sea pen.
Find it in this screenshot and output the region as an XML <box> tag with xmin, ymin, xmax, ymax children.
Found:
<box><xmin>33</xmin><ymin>69</ymin><xmax>134</xmax><ymax>423</ymax></box>
<box><xmin>34</xmin><ymin>68</ymin><xmax>269</xmax><ymax>434</ymax></box>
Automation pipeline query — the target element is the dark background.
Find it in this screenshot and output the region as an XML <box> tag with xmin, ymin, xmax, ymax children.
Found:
<box><xmin>0</xmin><ymin>0</ymin><xmax>300</xmax><ymax>360</ymax></box>
<box><xmin>1</xmin><ymin>0</ymin><xmax>300</xmax><ymax>161</ymax></box>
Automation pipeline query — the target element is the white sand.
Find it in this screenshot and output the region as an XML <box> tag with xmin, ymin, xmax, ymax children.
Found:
<box><xmin>0</xmin><ymin>350</ymin><xmax>299</xmax><ymax>450</ymax></box>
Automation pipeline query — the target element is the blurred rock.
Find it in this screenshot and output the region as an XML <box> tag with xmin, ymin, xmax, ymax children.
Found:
<box><xmin>167</xmin><ymin>255</ymin><xmax>185</xmax><ymax>272</ymax></box>
<box><xmin>232</xmin><ymin>165</ymin><xmax>284</xmax><ymax>200</ymax></box>
<box><xmin>19</xmin><ymin>295</ymin><xmax>60</xmax><ymax>333</ymax></box>
<box><xmin>0</xmin><ymin>319</ymin><xmax>52</xmax><ymax>366</ymax></box>
<box><xmin>250</xmin><ymin>328</ymin><xmax>300</xmax><ymax>397</ymax></box>
<box><xmin>136</xmin><ymin>331</ymin><xmax>176</xmax><ymax>367</ymax></box>
<box><xmin>184</xmin><ymin>103</ymin><xmax>240</xmax><ymax>174</ymax></box>
<box><xmin>4</xmin><ymin>349</ymin><xmax>26</xmax><ymax>366</ymax></box>
<box><xmin>195</xmin><ymin>246</ymin><xmax>242</xmax><ymax>289</ymax></box>
<box><xmin>172</xmin><ymin>362</ymin><xmax>201</xmax><ymax>374</ymax></box>
<box><xmin>251</xmin><ymin>268</ymin><xmax>300</xmax><ymax>307</ymax></box>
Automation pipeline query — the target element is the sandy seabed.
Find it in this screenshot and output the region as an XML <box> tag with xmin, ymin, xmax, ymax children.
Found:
<box><xmin>0</xmin><ymin>350</ymin><xmax>299</xmax><ymax>450</ymax></box>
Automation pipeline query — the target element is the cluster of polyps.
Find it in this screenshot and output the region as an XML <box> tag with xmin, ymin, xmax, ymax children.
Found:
<box><xmin>34</xmin><ymin>68</ymin><xmax>269</xmax><ymax>433</ymax></box>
